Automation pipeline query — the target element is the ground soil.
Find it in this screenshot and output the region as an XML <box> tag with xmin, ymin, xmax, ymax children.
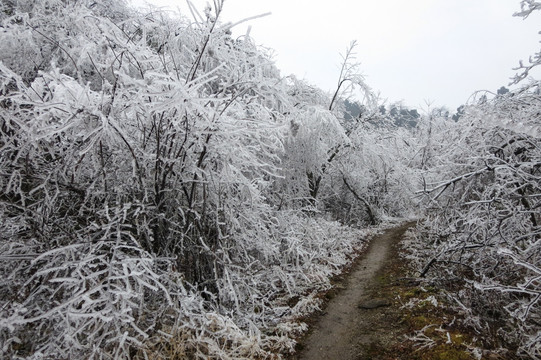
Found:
<box><xmin>286</xmin><ymin>222</ymin><xmax>509</xmax><ymax>360</ymax></box>
<box><xmin>288</xmin><ymin>222</ymin><xmax>415</xmax><ymax>360</ymax></box>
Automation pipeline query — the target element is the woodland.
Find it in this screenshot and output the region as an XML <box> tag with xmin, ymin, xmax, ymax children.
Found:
<box><xmin>0</xmin><ymin>0</ymin><xmax>539</xmax><ymax>359</ymax></box>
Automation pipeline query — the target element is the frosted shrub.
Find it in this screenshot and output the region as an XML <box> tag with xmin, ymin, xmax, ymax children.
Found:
<box><xmin>418</xmin><ymin>87</ymin><xmax>541</xmax><ymax>358</ymax></box>
<box><xmin>0</xmin><ymin>0</ymin><xmax>380</xmax><ymax>358</ymax></box>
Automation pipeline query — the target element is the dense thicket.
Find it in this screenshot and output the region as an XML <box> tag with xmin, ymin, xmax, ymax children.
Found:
<box><xmin>417</xmin><ymin>89</ymin><xmax>541</xmax><ymax>357</ymax></box>
<box><xmin>0</xmin><ymin>1</ymin><xmax>419</xmax><ymax>358</ymax></box>
<box><xmin>416</xmin><ymin>3</ymin><xmax>541</xmax><ymax>355</ymax></box>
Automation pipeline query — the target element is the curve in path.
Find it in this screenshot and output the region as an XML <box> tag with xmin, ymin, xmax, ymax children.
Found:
<box><xmin>294</xmin><ymin>222</ymin><xmax>414</xmax><ymax>360</ymax></box>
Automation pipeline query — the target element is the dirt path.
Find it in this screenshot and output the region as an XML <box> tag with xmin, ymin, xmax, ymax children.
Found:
<box><xmin>292</xmin><ymin>222</ymin><xmax>415</xmax><ymax>360</ymax></box>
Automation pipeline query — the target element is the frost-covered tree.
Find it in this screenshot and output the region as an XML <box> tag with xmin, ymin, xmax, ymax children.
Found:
<box><xmin>278</xmin><ymin>41</ymin><xmax>384</xmax><ymax>210</ymax></box>
<box><xmin>418</xmin><ymin>90</ymin><xmax>541</xmax><ymax>357</ymax></box>
<box><xmin>334</xmin><ymin>121</ymin><xmax>421</xmax><ymax>225</ymax></box>
<box><xmin>0</xmin><ymin>1</ymin><xmax>390</xmax><ymax>358</ymax></box>
<box><xmin>512</xmin><ymin>0</ymin><xmax>541</xmax><ymax>84</ymax></box>
<box><xmin>0</xmin><ymin>0</ymin><xmax>289</xmax><ymax>357</ymax></box>
<box><xmin>416</xmin><ymin>4</ymin><xmax>541</xmax><ymax>353</ymax></box>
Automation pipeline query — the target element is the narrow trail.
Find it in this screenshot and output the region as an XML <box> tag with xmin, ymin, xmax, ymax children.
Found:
<box><xmin>293</xmin><ymin>222</ymin><xmax>415</xmax><ymax>360</ymax></box>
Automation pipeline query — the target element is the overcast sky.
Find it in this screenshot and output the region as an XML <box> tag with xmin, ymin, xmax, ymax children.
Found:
<box><xmin>131</xmin><ymin>0</ymin><xmax>541</xmax><ymax>111</ymax></box>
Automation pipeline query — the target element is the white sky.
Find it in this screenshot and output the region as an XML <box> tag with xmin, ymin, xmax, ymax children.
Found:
<box><xmin>131</xmin><ymin>0</ymin><xmax>541</xmax><ymax>111</ymax></box>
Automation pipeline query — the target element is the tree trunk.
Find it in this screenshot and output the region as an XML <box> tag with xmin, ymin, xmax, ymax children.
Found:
<box><xmin>342</xmin><ymin>176</ymin><xmax>376</xmax><ymax>225</ymax></box>
<box><xmin>307</xmin><ymin>171</ymin><xmax>322</xmax><ymax>207</ymax></box>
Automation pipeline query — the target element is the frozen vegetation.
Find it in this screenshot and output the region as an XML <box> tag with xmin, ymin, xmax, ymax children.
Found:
<box><xmin>0</xmin><ymin>0</ymin><xmax>539</xmax><ymax>359</ymax></box>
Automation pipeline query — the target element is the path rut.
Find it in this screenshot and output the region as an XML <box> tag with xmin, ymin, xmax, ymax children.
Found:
<box><xmin>294</xmin><ymin>222</ymin><xmax>414</xmax><ymax>360</ymax></box>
